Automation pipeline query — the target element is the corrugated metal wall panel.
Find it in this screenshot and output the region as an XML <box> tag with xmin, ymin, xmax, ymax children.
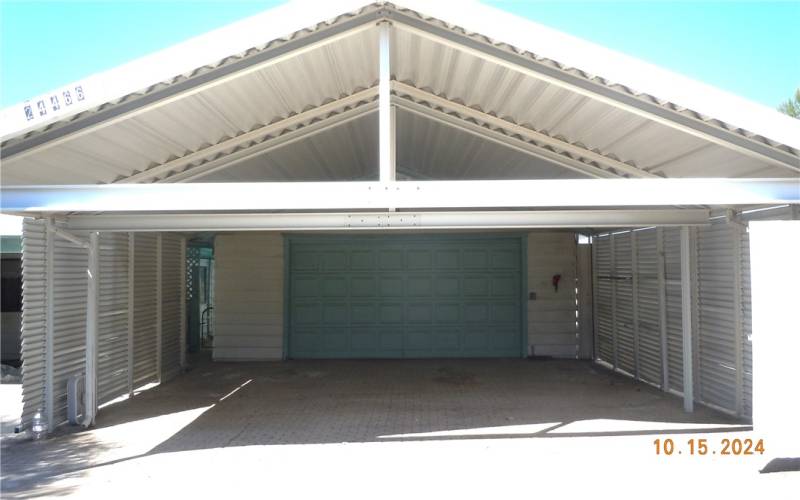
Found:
<box><xmin>133</xmin><ymin>233</ymin><xmax>158</xmax><ymax>386</ymax></box>
<box><xmin>160</xmin><ymin>234</ymin><xmax>182</xmax><ymax>381</ymax></box>
<box><xmin>613</xmin><ymin>232</ymin><xmax>635</xmax><ymax>375</ymax></box>
<box><xmin>593</xmin><ymin>235</ymin><xmax>613</xmax><ymax>364</ymax></box>
<box><xmin>696</xmin><ymin>223</ymin><xmax>737</xmax><ymax>411</ymax></box>
<box><xmin>740</xmin><ymin>228</ymin><xmax>753</xmax><ymax>417</ymax></box>
<box><xmin>97</xmin><ymin>232</ymin><xmax>130</xmax><ymax>405</ymax></box>
<box><xmin>19</xmin><ymin>219</ymin><xmax>47</xmax><ymax>429</ymax></box>
<box><xmin>635</xmin><ymin>228</ymin><xmax>661</xmax><ymax>386</ymax></box>
<box><xmin>51</xmin><ymin>230</ymin><xmax>89</xmax><ymax>425</ymax></box>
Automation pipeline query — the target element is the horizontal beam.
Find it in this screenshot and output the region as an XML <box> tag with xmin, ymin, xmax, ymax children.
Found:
<box><xmin>64</xmin><ymin>210</ymin><xmax>710</xmax><ymax>232</ymax></box>
<box><xmin>2</xmin><ymin>179</ymin><xmax>797</xmax><ymax>213</ymax></box>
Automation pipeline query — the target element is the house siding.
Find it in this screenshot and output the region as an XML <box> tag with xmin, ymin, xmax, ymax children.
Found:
<box><xmin>527</xmin><ymin>232</ymin><xmax>578</xmax><ymax>358</ymax></box>
<box><xmin>213</xmin><ymin>233</ymin><xmax>284</xmax><ymax>361</ymax></box>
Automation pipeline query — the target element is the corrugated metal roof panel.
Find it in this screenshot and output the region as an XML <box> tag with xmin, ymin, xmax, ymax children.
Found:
<box><xmin>0</xmin><ymin>1</ymin><xmax>797</xmax><ymax>186</ymax></box>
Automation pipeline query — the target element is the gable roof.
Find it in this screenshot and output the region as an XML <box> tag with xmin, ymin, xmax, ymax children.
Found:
<box><xmin>1</xmin><ymin>0</ymin><xmax>798</xmax><ymax>185</ymax></box>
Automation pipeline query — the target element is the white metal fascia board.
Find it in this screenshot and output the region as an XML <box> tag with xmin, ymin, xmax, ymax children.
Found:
<box><xmin>2</xmin><ymin>179</ymin><xmax>797</xmax><ymax>213</ymax></box>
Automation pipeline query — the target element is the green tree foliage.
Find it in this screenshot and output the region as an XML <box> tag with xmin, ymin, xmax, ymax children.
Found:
<box><xmin>777</xmin><ymin>88</ymin><xmax>800</xmax><ymax>118</ymax></box>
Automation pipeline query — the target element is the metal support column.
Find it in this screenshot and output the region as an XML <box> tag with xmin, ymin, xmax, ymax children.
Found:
<box><xmin>732</xmin><ymin>223</ymin><xmax>745</xmax><ymax>416</ymax></box>
<box><xmin>680</xmin><ymin>226</ymin><xmax>694</xmax><ymax>412</ymax></box>
<box><xmin>44</xmin><ymin>219</ymin><xmax>55</xmax><ymax>430</ymax></box>
<box><xmin>83</xmin><ymin>231</ymin><xmax>99</xmax><ymax>427</ymax></box>
<box><xmin>656</xmin><ymin>227</ymin><xmax>668</xmax><ymax>391</ymax></box>
<box><xmin>610</xmin><ymin>233</ymin><xmax>618</xmax><ymax>369</ymax></box>
<box><xmin>179</xmin><ymin>237</ymin><xmax>187</xmax><ymax>369</ymax></box>
<box><xmin>378</xmin><ymin>21</ymin><xmax>396</xmax><ymax>184</ymax></box>
<box><xmin>127</xmin><ymin>232</ymin><xmax>134</xmax><ymax>396</ymax></box>
<box><xmin>156</xmin><ymin>234</ymin><xmax>162</xmax><ymax>382</ymax></box>
<box><xmin>631</xmin><ymin>230</ymin><xmax>640</xmax><ymax>380</ymax></box>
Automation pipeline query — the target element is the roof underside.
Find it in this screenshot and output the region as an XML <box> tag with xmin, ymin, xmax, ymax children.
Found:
<box><xmin>1</xmin><ymin>2</ymin><xmax>798</xmax><ymax>186</ymax></box>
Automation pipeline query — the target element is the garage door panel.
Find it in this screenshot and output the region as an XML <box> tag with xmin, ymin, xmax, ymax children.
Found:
<box><xmin>351</xmin><ymin>250</ymin><xmax>375</xmax><ymax>270</ymax></box>
<box><xmin>322</xmin><ymin>304</ymin><xmax>348</xmax><ymax>324</ymax></box>
<box><xmin>434</xmin><ymin>275</ymin><xmax>460</xmax><ymax>297</ymax></box>
<box><xmin>464</xmin><ymin>276</ymin><xmax>489</xmax><ymax>296</ymax></box>
<box><xmin>292</xmin><ymin>303</ymin><xmax>321</xmax><ymax>324</ymax></box>
<box><xmin>464</xmin><ymin>302</ymin><xmax>490</xmax><ymax>323</ymax></box>
<box><xmin>435</xmin><ymin>303</ymin><xmax>460</xmax><ymax>324</ymax></box>
<box><xmin>321</xmin><ymin>277</ymin><xmax>348</xmax><ymax>297</ymax></box>
<box><xmin>293</xmin><ymin>276</ymin><xmax>319</xmax><ymax>298</ymax></box>
<box><xmin>352</xmin><ymin>277</ymin><xmax>377</xmax><ymax>296</ymax></box>
<box><xmin>407</xmin><ymin>249</ymin><xmax>433</xmax><ymax>270</ymax></box>
<box><xmin>492</xmin><ymin>275</ymin><xmax>519</xmax><ymax>297</ymax></box>
<box><xmin>379</xmin><ymin>249</ymin><xmax>404</xmax><ymax>270</ymax></box>
<box><xmin>289</xmin><ymin>236</ymin><xmax>522</xmax><ymax>359</ymax></box>
<box><xmin>407</xmin><ymin>276</ymin><xmax>432</xmax><ymax>296</ymax></box>
<box><xmin>351</xmin><ymin>303</ymin><xmax>377</xmax><ymax>324</ymax></box>
<box><xmin>463</xmin><ymin>249</ymin><xmax>488</xmax><ymax>269</ymax></box>
<box><xmin>379</xmin><ymin>276</ymin><xmax>404</xmax><ymax>296</ymax></box>
<box><xmin>407</xmin><ymin>303</ymin><xmax>433</xmax><ymax>323</ymax></box>
<box><xmin>435</xmin><ymin>249</ymin><xmax>460</xmax><ymax>269</ymax></box>
<box><xmin>492</xmin><ymin>302</ymin><xmax>520</xmax><ymax>323</ymax></box>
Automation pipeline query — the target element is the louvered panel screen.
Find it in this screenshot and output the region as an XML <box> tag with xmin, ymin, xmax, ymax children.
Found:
<box><xmin>663</xmin><ymin>228</ymin><xmax>684</xmax><ymax>393</ymax></box>
<box><xmin>696</xmin><ymin>223</ymin><xmax>738</xmax><ymax>412</ymax></box>
<box><xmin>613</xmin><ymin>232</ymin><xmax>635</xmax><ymax>375</ymax></box>
<box><xmin>593</xmin><ymin>235</ymin><xmax>614</xmax><ymax>364</ymax></box>
<box><xmin>635</xmin><ymin>228</ymin><xmax>661</xmax><ymax>386</ymax></box>
<box><xmin>133</xmin><ymin>233</ymin><xmax>158</xmax><ymax>386</ymax></box>
<box><xmin>97</xmin><ymin>233</ymin><xmax>130</xmax><ymax>405</ymax></box>
<box><xmin>160</xmin><ymin>234</ymin><xmax>182</xmax><ymax>381</ymax></box>
<box><xmin>19</xmin><ymin>219</ymin><xmax>47</xmax><ymax>429</ymax></box>
<box><xmin>51</xmin><ymin>230</ymin><xmax>89</xmax><ymax>426</ymax></box>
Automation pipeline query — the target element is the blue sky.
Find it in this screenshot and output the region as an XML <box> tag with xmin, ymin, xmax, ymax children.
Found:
<box><xmin>0</xmin><ymin>1</ymin><xmax>798</xmax><ymax>109</ymax></box>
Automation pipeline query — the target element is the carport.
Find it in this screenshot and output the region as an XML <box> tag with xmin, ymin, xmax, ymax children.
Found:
<box><xmin>1</xmin><ymin>0</ymin><xmax>798</xmax><ymax>457</ymax></box>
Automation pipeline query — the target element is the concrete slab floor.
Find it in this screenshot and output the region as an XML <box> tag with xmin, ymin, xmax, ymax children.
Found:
<box><xmin>1</xmin><ymin>357</ymin><xmax>796</xmax><ymax>498</ymax></box>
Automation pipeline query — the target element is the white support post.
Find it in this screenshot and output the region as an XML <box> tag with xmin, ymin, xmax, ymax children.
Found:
<box><xmin>378</xmin><ymin>21</ymin><xmax>395</xmax><ymax>184</ymax></box>
<box><xmin>610</xmin><ymin>233</ymin><xmax>618</xmax><ymax>369</ymax></box>
<box><xmin>631</xmin><ymin>230</ymin><xmax>640</xmax><ymax>380</ymax></box>
<box><xmin>591</xmin><ymin>235</ymin><xmax>599</xmax><ymax>361</ymax></box>
<box><xmin>156</xmin><ymin>234</ymin><xmax>163</xmax><ymax>383</ymax></box>
<box><xmin>656</xmin><ymin>227</ymin><xmax>669</xmax><ymax>391</ymax></box>
<box><xmin>44</xmin><ymin>219</ymin><xmax>55</xmax><ymax>430</ymax></box>
<box><xmin>680</xmin><ymin>226</ymin><xmax>694</xmax><ymax>412</ymax></box>
<box><xmin>732</xmin><ymin>223</ymin><xmax>744</xmax><ymax>416</ymax></box>
<box><xmin>127</xmin><ymin>232</ymin><xmax>134</xmax><ymax>397</ymax></box>
<box><xmin>82</xmin><ymin>231</ymin><xmax>99</xmax><ymax>427</ymax></box>
<box><xmin>179</xmin><ymin>237</ymin><xmax>187</xmax><ymax>369</ymax></box>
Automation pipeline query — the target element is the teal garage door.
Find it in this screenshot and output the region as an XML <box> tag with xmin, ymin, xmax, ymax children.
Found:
<box><xmin>288</xmin><ymin>235</ymin><xmax>524</xmax><ymax>359</ymax></box>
